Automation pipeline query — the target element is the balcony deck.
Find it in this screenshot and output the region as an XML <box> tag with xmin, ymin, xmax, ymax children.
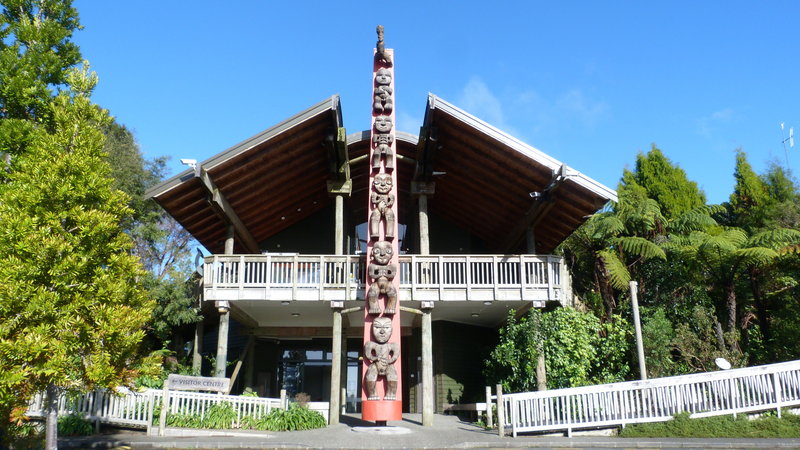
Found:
<box><xmin>204</xmin><ymin>254</ymin><xmax>568</xmax><ymax>306</ymax></box>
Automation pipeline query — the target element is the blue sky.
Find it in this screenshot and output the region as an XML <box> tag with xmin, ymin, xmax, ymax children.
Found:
<box><xmin>74</xmin><ymin>1</ymin><xmax>800</xmax><ymax>204</ymax></box>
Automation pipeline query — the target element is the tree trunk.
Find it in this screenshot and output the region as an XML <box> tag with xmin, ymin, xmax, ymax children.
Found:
<box><xmin>725</xmin><ymin>284</ymin><xmax>737</xmax><ymax>333</ymax></box>
<box><xmin>749</xmin><ymin>267</ymin><xmax>771</xmax><ymax>344</ymax></box>
<box><xmin>595</xmin><ymin>259</ymin><xmax>616</xmax><ymax>321</ymax></box>
<box><xmin>45</xmin><ymin>384</ymin><xmax>58</xmax><ymax>450</ymax></box>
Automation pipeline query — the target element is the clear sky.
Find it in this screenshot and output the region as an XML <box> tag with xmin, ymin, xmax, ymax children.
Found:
<box><xmin>73</xmin><ymin>0</ymin><xmax>800</xmax><ymax>205</ymax></box>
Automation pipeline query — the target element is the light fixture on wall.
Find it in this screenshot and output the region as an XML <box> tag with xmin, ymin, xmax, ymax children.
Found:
<box><xmin>483</xmin><ymin>301</ymin><xmax>492</xmax><ymax>306</ymax></box>
<box><xmin>281</xmin><ymin>301</ymin><xmax>290</xmax><ymax>306</ymax></box>
<box><xmin>471</xmin><ymin>313</ymin><xmax>480</xmax><ymax>318</ymax></box>
<box><xmin>291</xmin><ymin>312</ymin><xmax>301</xmax><ymax>317</ymax></box>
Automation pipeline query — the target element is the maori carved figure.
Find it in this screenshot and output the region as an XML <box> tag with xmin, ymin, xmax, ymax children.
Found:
<box><xmin>369</xmin><ymin>174</ymin><xmax>395</xmax><ymax>241</ymax></box>
<box><xmin>373</xmin><ymin>68</ymin><xmax>393</xmax><ymax>114</ymax></box>
<box><xmin>367</xmin><ymin>241</ymin><xmax>397</xmax><ymax>315</ymax></box>
<box><xmin>364</xmin><ymin>317</ymin><xmax>399</xmax><ymax>400</ymax></box>
<box><xmin>372</xmin><ymin>115</ymin><xmax>394</xmax><ymax>170</ymax></box>
<box><xmin>375</xmin><ymin>25</ymin><xmax>393</xmax><ymax>67</ymax></box>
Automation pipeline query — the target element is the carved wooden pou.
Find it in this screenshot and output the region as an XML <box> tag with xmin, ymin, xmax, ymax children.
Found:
<box><xmin>362</xmin><ymin>25</ymin><xmax>401</xmax><ymax>423</ymax></box>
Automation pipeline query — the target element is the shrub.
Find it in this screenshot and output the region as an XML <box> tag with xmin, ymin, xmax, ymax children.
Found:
<box><xmin>242</xmin><ymin>404</ymin><xmax>326</xmax><ymax>431</ymax></box>
<box><xmin>58</xmin><ymin>414</ymin><xmax>93</xmax><ymax>436</ymax></box>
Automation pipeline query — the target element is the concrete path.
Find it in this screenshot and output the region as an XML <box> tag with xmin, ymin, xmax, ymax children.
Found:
<box><xmin>59</xmin><ymin>413</ymin><xmax>800</xmax><ymax>449</ymax></box>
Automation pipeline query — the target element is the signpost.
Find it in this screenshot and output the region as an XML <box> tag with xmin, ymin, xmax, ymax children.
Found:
<box><xmin>158</xmin><ymin>375</ymin><xmax>230</xmax><ymax>436</ymax></box>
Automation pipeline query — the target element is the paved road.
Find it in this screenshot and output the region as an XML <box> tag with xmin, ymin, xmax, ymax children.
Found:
<box><xmin>59</xmin><ymin>413</ymin><xmax>800</xmax><ymax>449</ymax></box>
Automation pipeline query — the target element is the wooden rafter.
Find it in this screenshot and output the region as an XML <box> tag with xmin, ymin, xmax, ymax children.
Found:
<box><xmin>197</xmin><ymin>167</ymin><xmax>260</xmax><ymax>253</ymax></box>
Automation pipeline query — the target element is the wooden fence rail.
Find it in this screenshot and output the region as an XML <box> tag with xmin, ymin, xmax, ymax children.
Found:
<box><xmin>27</xmin><ymin>388</ymin><xmax>285</xmax><ymax>430</ymax></box>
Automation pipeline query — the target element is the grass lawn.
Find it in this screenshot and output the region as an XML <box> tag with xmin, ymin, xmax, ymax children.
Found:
<box><xmin>619</xmin><ymin>411</ymin><xmax>800</xmax><ymax>438</ymax></box>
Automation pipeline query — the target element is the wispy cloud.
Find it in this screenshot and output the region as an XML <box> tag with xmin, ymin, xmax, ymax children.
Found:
<box><xmin>456</xmin><ymin>77</ymin><xmax>519</xmax><ymax>136</ymax></box>
<box><xmin>396</xmin><ymin>111</ymin><xmax>422</xmax><ymax>134</ymax></box>
<box><xmin>555</xmin><ymin>89</ymin><xmax>609</xmax><ymax>127</ymax></box>
<box><xmin>697</xmin><ymin>108</ymin><xmax>735</xmax><ymax>138</ymax></box>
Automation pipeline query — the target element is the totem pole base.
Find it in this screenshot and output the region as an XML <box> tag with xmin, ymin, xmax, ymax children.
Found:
<box><xmin>362</xmin><ymin>400</ymin><xmax>402</xmax><ymax>422</ymax></box>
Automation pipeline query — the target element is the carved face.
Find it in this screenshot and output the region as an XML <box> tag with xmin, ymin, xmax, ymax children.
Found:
<box><xmin>373</xmin><ymin>174</ymin><xmax>392</xmax><ymax>194</ymax></box>
<box><xmin>375</xmin><ymin>68</ymin><xmax>392</xmax><ymax>86</ymax></box>
<box><xmin>372</xmin><ymin>317</ymin><xmax>393</xmax><ymax>343</ymax></box>
<box><xmin>374</xmin><ymin>115</ymin><xmax>392</xmax><ymax>133</ymax></box>
<box><xmin>372</xmin><ymin>241</ymin><xmax>393</xmax><ymax>265</ymax></box>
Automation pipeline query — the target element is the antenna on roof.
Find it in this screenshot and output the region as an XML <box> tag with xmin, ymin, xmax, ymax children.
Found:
<box><xmin>781</xmin><ymin>122</ymin><xmax>794</xmax><ymax>170</ymax></box>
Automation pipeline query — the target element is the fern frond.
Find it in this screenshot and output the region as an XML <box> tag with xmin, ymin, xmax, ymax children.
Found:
<box><xmin>598</xmin><ymin>249</ymin><xmax>631</xmax><ymax>290</ymax></box>
<box><xmin>747</xmin><ymin>228</ymin><xmax>800</xmax><ymax>249</ymax></box>
<box><xmin>733</xmin><ymin>247</ymin><xmax>778</xmax><ymax>267</ymax></box>
<box><xmin>615</xmin><ymin>236</ymin><xmax>666</xmax><ymax>260</ymax></box>
<box><xmin>669</xmin><ymin>205</ymin><xmax>719</xmax><ymax>233</ymax></box>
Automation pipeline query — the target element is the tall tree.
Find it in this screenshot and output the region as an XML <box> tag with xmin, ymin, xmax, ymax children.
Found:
<box><xmin>0</xmin><ymin>65</ymin><xmax>156</xmax><ymax>446</ymax></box>
<box><xmin>0</xmin><ymin>0</ymin><xmax>82</xmax><ymax>157</ymax></box>
<box><xmin>619</xmin><ymin>145</ymin><xmax>706</xmax><ymax>220</ymax></box>
<box><xmin>102</xmin><ymin>122</ymin><xmax>198</xmax><ymax>356</ymax></box>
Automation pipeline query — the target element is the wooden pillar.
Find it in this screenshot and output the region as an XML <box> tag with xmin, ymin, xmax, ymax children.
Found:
<box><xmin>244</xmin><ymin>335</ymin><xmax>256</xmax><ymax>391</ymax></box>
<box><xmin>526</xmin><ymin>227</ymin><xmax>536</xmax><ymax>254</ymax></box>
<box><xmin>418</xmin><ymin>194</ymin><xmax>430</xmax><ymax>255</ymax></box>
<box><xmin>192</xmin><ymin>319</ymin><xmax>204</xmax><ymax>373</ymax></box>
<box><xmin>215</xmin><ymin>225</ymin><xmax>234</xmax><ymax>378</ymax></box>
<box><xmin>421</xmin><ymin>302</ymin><xmax>434</xmax><ymax>426</ymax></box>
<box><xmin>334</xmin><ymin>194</ymin><xmax>344</xmax><ymax>255</ymax></box>
<box><xmin>329</xmin><ymin>305</ymin><xmax>343</xmax><ymax>424</ymax></box>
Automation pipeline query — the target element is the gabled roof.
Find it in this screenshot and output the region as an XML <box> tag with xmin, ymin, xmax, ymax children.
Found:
<box><xmin>146</xmin><ymin>96</ymin><xmax>344</xmax><ymax>254</ymax></box>
<box><xmin>413</xmin><ymin>95</ymin><xmax>615</xmax><ymax>253</ymax></box>
<box><xmin>146</xmin><ymin>94</ymin><xmax>616</xmax><ymax>254</ymax></box>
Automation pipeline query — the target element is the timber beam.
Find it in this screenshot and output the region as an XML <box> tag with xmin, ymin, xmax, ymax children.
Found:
<box><xmin>413</xmin><ymin>125</ymin><xmax>439</xmax><ymax>181</ymax></box>
<box><xmin>326</xmin><ymin>127</ymin><xmax>352</xmax><ymax>191</ymax></box>
<box><xmin>500</xmin><ymin>164</ymin><xmax>571</xmax><ymax>253</ymax></box>
<box><xmin>196</xmin><ymin>166</ymin><xmax>260</xmax><ymax>253</ymax></box>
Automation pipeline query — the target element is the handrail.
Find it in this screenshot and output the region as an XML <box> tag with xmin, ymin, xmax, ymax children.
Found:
<box><xmin>501</xmin><ymin>359</ymin><xmax>800</xmax><ymax>437</ymax></box>
<box><xmin>26</xmin><ymin>388</ymin><xmax>286</xmax><ymax>429</ymax></box>
<box><xmin>203</xmin><ymin>254</ymin><xmax>565</xmax><ymax>302</ymax></box>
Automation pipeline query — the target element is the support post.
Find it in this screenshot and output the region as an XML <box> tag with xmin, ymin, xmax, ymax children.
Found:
<box><xmin>418</xmin><ymin>194</ymin><xmax>430</xmax><ymax>255</ymax></box>
<box><xmin>215</xmin><ymin>225</ymin><xmax>234</xmax><ymax>379</ymax></box>
<box><xmin>158</xmin><ymin>382</ymin><xmax>169</xmax><ymax>436</ymax></box>
<box><xmin>495</xmin><ymin>384</ymin><xmax>505</xmax><ymax>438</ymax></box>
<box><xmin>485</xmin><ymin>386</ymin><xmax>493</xmax><ymax>428</ymax></box>
<box><xmin>421</xmin><ymin>303</ymin><xmax>434</xmax><ymax>426</ymax></box>
<box><xmin>629</xmin><ymin>281</ymin><xmax>647</xmax><ymax>380</ymax></box>
<box><xmin>192</xmin><ymin>319</ymin><xmax>204</xmax><ymax>373</ymax></box>
<box><xmin>526</xmin><ymin>227</ymin><xmax>536</xmax><ymax>254</ymax></box>
<box><xmin>334</xmin><ymin>194</ymin><xmax>344</xmax><ymax>255</ymax></box>
<box><xmin>215</xmin><ymin>305</ymin><xmax>230</xmax><ymax>378</ymax></box>
<box><xmin>329</xmin><ymin>305</ymin><xmax>343</xmax><ymax>424</ymax></box>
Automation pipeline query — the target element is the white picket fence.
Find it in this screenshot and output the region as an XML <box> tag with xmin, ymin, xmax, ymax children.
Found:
<box><xmin>500</xmin><ymin>360</ymin><xmax>800</xmax><ymax>437</ymax></box>
<box><xmin>27</xmin><ymin>388</ymin><xmax>286</xmax><ymax>430</ymax></box>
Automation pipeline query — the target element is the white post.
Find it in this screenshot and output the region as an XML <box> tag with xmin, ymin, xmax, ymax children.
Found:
<box><xmin>158</xmin><ymin>382</ymin><xmax>169</xmax><ymax>436</ymax></box>
<box><xmin>629</xmin><ymin>281</ymin><xmax>647</xmax><ymax>380</ymax></box>
<box><xmin>485</xmin><ymin>385</ymin><xmax>494</xmax><ymax>428</ymax></box>
<box><xmin>496</xmin><ymin>384</ymin><xmax>505</xmax><ymax>438</ymax></box>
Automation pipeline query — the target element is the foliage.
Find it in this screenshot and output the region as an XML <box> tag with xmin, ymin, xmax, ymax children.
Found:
<box><xmin>484</xmin><ymin>308</ymin><xmax>631</xmax><ymax>392</ymax></box>
<box><xmin>100</xmin><ymin>121</ymin><xmax>198</xmax><ymax>356</ymax></box>
<box><xmin>619</xmin><ymin>145</ymin><xmax>706</xmax><ymax>220</ymax></box>
<box><xmin>640</xmin><ymin>307</ymin><xmax>675</xmax><ymax>378</ymax></box>
<box><xmin>57</xmin><ymin>413</ymin><xmax>92</xmax><ymax>436</ymax></box>
<box><xmin>241</xmin><ymin>403</ymin><xmax>326</xmax><ymax>432</ymax></box>
<box><xmin>0</xmin><ymin>0</ymin><xmax>82</xmax><ymax>157</ymax></box>
<box><xmin>671</xmin><ymin>306</ymin><xmax>746</xmax><ymax>373</ymax></box>
<box><xmin>0</xmin><ymin>65</ymin><xmax>158</xmax><ymax>435</ymax></box>
<box><xmin>619</xmin><ymin>411</ymin><xmax>800</xmax><ymax>438</ymax></box>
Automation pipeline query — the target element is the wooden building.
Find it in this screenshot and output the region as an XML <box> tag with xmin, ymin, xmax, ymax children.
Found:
<box><xmin>145</xmin><ymin>93</ymin><xmax>616</xmax><ymax>423</ymax></box>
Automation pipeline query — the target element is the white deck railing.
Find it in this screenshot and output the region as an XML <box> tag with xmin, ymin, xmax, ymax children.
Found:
<box><xmin>204</xmin><ymin>254</ymin><xmax>566</xmax><ymax>303</ymax></box>
<box><xmin>27</xmin><ymin>388</ymin><xmax>286</xmax><ymax>429</ymax></box>
<box><xmin>501</xmin><ymin>360</ymin><xmax>800</xmax><ymax>437</ymax></box>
